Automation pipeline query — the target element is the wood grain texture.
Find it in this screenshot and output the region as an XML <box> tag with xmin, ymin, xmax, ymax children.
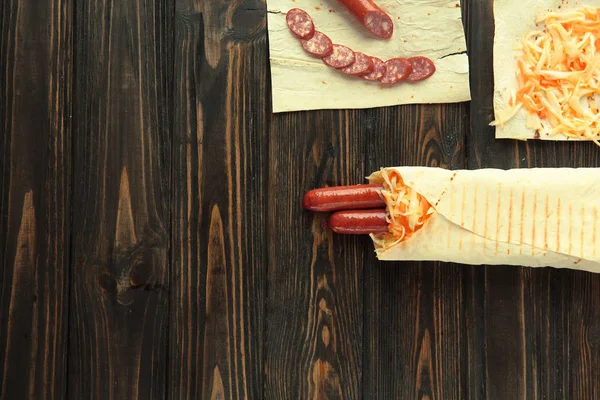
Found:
<box><xmin>3</xmin><ymin>0</ymin><xmax>600</xmax><ymax>397</ymax></box>
<box><xmin>67</xmin><ymin>0</ymin><xmax>172</xmax><ymax>398</ymax></box>
<box><xmin>468</xmin><ymin>0</ymin><xmax>600</xmax><ymax>398</ymax></box>
<box><xmin>0</xmin><ymin>0</ymin><xmax>72</xmax><ymax>398</ymax></box>
<box><xmin>266</xmin><ymin>109</ymin><xmax>367</xmax><ymax>399</ymax></box>
<box><xmin>362</xmin><ymin>103</ymin><xmax>469</xmax><ymax>400</ymax></box>
<box><xmin>169</xmin><ymin>0</ymin><xmax>268</xmax><ymax>398</ymax></box>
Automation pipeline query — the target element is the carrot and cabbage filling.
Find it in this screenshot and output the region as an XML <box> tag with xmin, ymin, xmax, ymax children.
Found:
<box><xmin>371</xmin><ymin>170</ymin><xmax>434</xmax><ymax>250</ymax></box>
<box><xmin>492</xmin><ymin>7</ymin><xmax>600</xmax><ymax>142</ymax></box>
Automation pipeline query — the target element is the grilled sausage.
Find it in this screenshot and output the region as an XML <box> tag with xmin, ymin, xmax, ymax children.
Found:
<box><xmin>302</xmin><ymin>184</ymin><xmax>385</xmax><ymax>212</ymax></box>
<box><xmin>328</xmin><ymin>209</ymin><xmax>389</xmax><ymax>234</ymax></box>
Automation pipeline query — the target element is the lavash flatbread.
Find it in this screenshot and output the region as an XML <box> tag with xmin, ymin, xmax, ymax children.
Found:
<box><xmin>492</xmin><ymin>0</ymin><xmax>600</xmax><ymax>140</ymax></box>
<box><xmin>368</xmin><ymin>167</ymin><xmax>600</xmax><ymax>273</ymax></box>
<box><xmin>267</xmin><ymin>0</ymin><xmax>471</xmax><ymax>113</ymax></box>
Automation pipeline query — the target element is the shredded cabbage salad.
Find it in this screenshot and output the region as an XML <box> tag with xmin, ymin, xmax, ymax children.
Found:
<box><xmin>492</xmin><ymin>7</ymin><xmax>600</xmax><ymax>143</ymax></box>
<box><xmin>370</xmin><ymin>169</ymin><xmax>434</xmax><ymax>251</ymax></box>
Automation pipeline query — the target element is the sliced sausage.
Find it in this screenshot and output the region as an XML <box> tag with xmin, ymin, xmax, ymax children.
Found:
<box><xmin>301</xmin><ymin>31</ymin><xmax>334</xmax><ymax>57</ymax></box>
<box><xmin>302</xmin><ymin>184</ymin><xmax>385</xmax><ymax>212</ymax></box>
<box><xmin>322</xmin><ymin>45</ymin><xmax>356</xmax><ymax>69</ymax></box>
<box><xmin>286</xmin><ymin>8</ymin><xmax>315</xmax><ymax>39</ymax></box>
<box><xmin>340</xmin><ymin>52</ymin><xmax>374</xmax><ymax>76</ymax></box>
<box><xmin>337</xmin><ymin>0</ymin><xmax>394</xmax><ymax>39</ymax></box>
<box><xmin>362</xmin><ymin>57</ymin><xmax>386</xmax><ymax>81</ymax></box>
<box><xmin>406</xmin><ymin>56</ymin><xmax>436</xmax><ymax>82</ymax></box>
<box><xmin>328</xmin><ymin>209</ymin><xmax>389</xmax><ymax>234</ymax></box>
<box><xmin>379</xmin><ymin>58</ymin><xmax>412</xmax><ymax>85</ymax></box>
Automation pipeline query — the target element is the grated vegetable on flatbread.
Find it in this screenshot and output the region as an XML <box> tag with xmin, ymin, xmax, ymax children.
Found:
<box><xmin>493</xmin><ymin>7</ymin><xmax>600</xmax><ymax>143</ymax></box>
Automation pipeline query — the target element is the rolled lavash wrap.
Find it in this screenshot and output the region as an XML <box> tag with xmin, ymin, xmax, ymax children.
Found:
<box><xmin>367</xmin><ymin>167</ymin><xmax>600</xmax><ymax>272</ymax></box>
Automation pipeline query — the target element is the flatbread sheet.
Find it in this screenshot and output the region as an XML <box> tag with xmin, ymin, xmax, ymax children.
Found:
<box><xmin>267</xmin><ymin>0</ymin><xmax>471</xmax><ymax>113</ymax></box>
<box><xmin>493</xmin><ymin>0</ymin><xmax>600</xmax><ymax>140</ymax></box>
<box><xmin>368</xmin><ymin>167</ymin><xmax>600</xmax><ymax>273</ymax></box>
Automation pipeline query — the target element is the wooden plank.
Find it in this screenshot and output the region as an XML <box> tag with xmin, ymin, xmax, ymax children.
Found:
<box><xmin>467</xmin><ymin>0</ymin><xmax>600</xmax><ymax>398</ymax></box>
<box><xmin>0</xmin><ymin>0</ymin><xmax>72</xmax><ymax>397</ymax></box>
<box><xmin>361</xmin><ymin>103</ymin><xmax>469</xmax><ymax>399</ymax></box>
<box><xmin>265</xmin><ymin>108</ymin><xmax>366</xmax><ymax>399</ymax></box>
<box><xmin>461</xmin><ymin>0</ymin><xmax>492</xmax><ymax>398</ymax></box>
<box><xmin>67</xmin><ymin>0</ymin><xmax>172</xmax><ymax>398</ymax></box>
<box><xmin>168</xmin><ymin>0</ymin><xmax>268</xmax><ymax>398</ymax></box>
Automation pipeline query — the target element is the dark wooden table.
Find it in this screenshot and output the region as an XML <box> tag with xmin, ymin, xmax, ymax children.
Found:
<box><xmin>2</xmin><ymin>0</ymin><xmax>600</xmax><ymax>398</ymax></box>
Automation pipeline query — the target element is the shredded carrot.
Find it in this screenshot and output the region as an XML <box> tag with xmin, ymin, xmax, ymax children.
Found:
<box><xmin>492</xmin><ymin>7</ymin><xmax>600</xmax><ymax>143</ymax></box>
<box><xmin>370</xmin><ymin>170</ymin><xmax>433</xmax><ymax>250</ymax></box>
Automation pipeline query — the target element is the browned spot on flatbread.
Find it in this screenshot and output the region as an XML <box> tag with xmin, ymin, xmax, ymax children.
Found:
<box><xmin>531</xmin><ymin>192</ymin><xmax>537</xmax><ymax>256</ymax></box>
<box><xmin>459</xmin><ymin>184</ymin><xmax>466</xmax><ymax>251</ymax></box>
<box><xmin>471</xmin><ymin>184</ymin><xmax>478</xmax><ymax>250</ymax></box>
<box><xmin>568</xmin><ymin>203</ymin><xmax>573</xmax><ymax>255</ymax></box>
<box><xmin>495</xmin><ymin>183</ymin><xmax>502</xmax><ymax>256</ymax></box>
<box><xmin>581</xmin><ymin>205</ymin><xmax>585</xmax><ymax>259</ymax></box>
<box><xmin>507</xmin><ymin>188</ymin><xmax>513</xmax><ymax>243</ymax></box>
<box><xmin>434</xmin><ymin>189</ymin><xmax>447</xmax><ymax>207</ymax></box>
<box><xmin>460</xmin><ymin>185</ymin><xmax>466</xmax><ymax>226</ymax></box>
<box><xmin>544</xmin><ymin>193</ymin><xmax>549</xmax><ymax>249</ymax></box>
<box><xmin>594</xmin><ymin>206</ymin><xmax>598</xmax><ymax>257</ymax></box>
<box><xmin>483</xmin><ymin>186</ymin><xmax>490</xmax><ymax>252</ymax></box>
<box><xmin>447</xmin><ymin>188</ymin><xmax>454</xmax><ymax>249</ymax></box>
<box><xmin>519</xmin><ymin>191</ymin><xmax>525</xmax><ymax>254</ymax></box>
<box><xmin>556</xmin><ymin>197</ymin><xmax>561</xmax><ymax>253</ymax></box>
